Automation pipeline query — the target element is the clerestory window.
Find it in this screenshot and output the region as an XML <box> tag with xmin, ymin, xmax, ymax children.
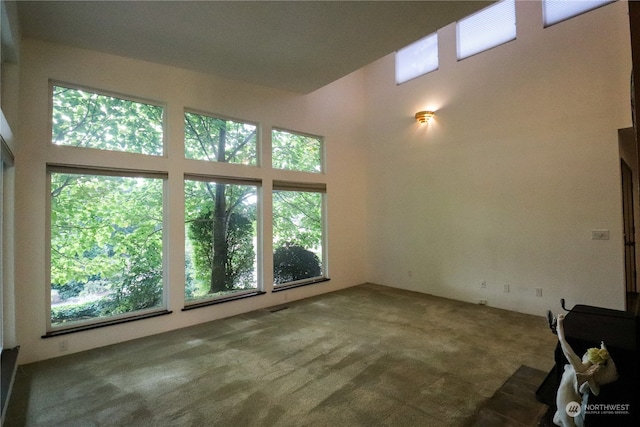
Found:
<box><xmin>51</xmin><ymin>84</ymin><xmax>164</xmax><ymax>155</ymax></box>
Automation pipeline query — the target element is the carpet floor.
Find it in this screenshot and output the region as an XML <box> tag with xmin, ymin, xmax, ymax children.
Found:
<box><xmin>5</xmin><ymin>283</ymin><xmax>557</xmax><ymax>426</ymax></box>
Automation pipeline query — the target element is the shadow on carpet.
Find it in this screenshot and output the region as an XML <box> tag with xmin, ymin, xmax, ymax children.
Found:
<box><xmin>466</xmin><ymin>365</ymin><xmax>550</xmax><ymax>427</ymax></box>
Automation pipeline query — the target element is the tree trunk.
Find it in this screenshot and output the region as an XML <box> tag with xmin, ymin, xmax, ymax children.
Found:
<box><xmin>210</xmin><ymin>124</ymin><xmax>228</xmax><ymax>293</ymax></box>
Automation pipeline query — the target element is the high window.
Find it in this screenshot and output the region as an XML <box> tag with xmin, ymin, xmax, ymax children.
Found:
<box><xmin>184</xmin><ymin>177</ymin><xmax>259</xmax><ymax>304</ymax></box>
<box><xmin>51</xmin><ymin>84</ymin><xmax>164</xmax><ymax>155</ymax></box>
<box><xmin>396</xmin><ymin>32</ymin><xmax>439</xmax><ymax>85</ymax></box>
<box><xmin>49</xmin><ymin>169</ymin><xmax>165</xmax><ymax>329</ymax></box>
<box><xmin>184</xmin><ymin>111</ymin><xmax>258</xmax><ymax>165</ymax></box>
<box><xmin>543</xmin><ymin>0</ymin><xmax>614</xmax><ymax>27</ymax></box>
<box><xmin>272</xmin><ymin>128</ymin><xmax>323</xmax><ymax>173</ymax></box>
<box><xmin>457</xmin><ymin>0</ymin><xmax>516</xmax><ymax>60</ymax></box>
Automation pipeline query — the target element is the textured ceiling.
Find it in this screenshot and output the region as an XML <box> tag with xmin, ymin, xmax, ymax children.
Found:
<box><xmin>17</xmin><ymin>1</ymin><xmax>494</xmax><ymax>93</ymax></box>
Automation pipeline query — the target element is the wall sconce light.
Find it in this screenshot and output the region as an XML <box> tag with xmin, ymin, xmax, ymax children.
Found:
<box><xmin>415</xmin><ymin>110</ymin><xmax>435</xmax><ymax>124</ymax></box>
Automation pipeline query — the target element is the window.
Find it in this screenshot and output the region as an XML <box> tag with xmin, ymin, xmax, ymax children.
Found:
<box><xmin>457</xmin><ymin>0</ymin><xmax>516</xmax><ymax>60</ymax></box>
<box><xmin>272</xmin><ymin>182</ymin><xmax>326</xmax><ymax>287</ymax></box>
<box><xmin>184</xmin><ymin>177</ymin><xmax>259</xmax><ymax>303</ymax></box>
<box><xmin>51</xmin><ymin>84</ymin><xmax>164</xmax><ymax>155</ymax></box>
<box><xmin>543</xmin><ymin>0</ymin><xmax>614</xmax><ymax>27</ymax></box>
<box><xmin>49</xmin><ymin>170</ymin><xmax>165</xmax><ymax>329</ymax></box>
<box><xmin>396</xmin><ymin>32</ymin><xmax>439</xmax><ymax>85</ymax></box>
<box><xmin>184</xmin><ymin>111</ymin><xmax>257</xmax><ymax>165</ymax></box>
<box><xmin>272</xmin><ymin>128</ymin><xmax>323</xmax><ymax>173</ymax></box>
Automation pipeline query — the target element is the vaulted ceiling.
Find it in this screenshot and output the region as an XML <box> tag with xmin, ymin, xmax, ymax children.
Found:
<box><xmin>17</xmin><ymin>1</ymin><xmax>494</xmax><ymax>93</ymax></box>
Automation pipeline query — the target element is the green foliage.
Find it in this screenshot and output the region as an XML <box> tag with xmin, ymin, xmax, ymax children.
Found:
<box><xmin>272</xmin><ymin>129</ymin><xmax>322</xmax><ymax>173</ymax></box>
<box><xmin>184</xmin><ymin>180</ymin><xmax>258</xmax><ymax>300</ymax></box>
<box><xmin>184</xmin><ymin>112</ymin><xmax>257</xmax><ymax>164</ymax></box>
<box><xmin>52</xmin><ymin>85</ymin><xmax>163</xmax><ymax>155</ymax></box>
<box><xmin>273</xmin><ymin>190</ymin><xmax>323</xmax><ymax>251</ymax></box>
<box><xmin>273</xmin><ymin>245</ymin><xmax>322</xmax><ymax>284</ymax></box>
<box><xmin>50</xmin><ymin>173</ymin><xmax>163</xmax><ymax>325</ymax></box>
<box><xmin>188</xmin><ymin>206</ymin><xmax>255</xmax><ymax>293</ymax></box>
<box><xmin>51</xmin><ymin>300</ymin><xmax>109</xmax><ymax>325</ymax></box>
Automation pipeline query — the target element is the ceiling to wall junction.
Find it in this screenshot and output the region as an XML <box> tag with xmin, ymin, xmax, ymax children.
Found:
<box><xmin>16</xmin><ymin>0</ymin><xmax>494</xmax><ymax>94</ymax></box>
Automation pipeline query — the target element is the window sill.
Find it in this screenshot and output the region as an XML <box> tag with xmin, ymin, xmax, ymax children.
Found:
<box><xmin>43</xmin><ymin>309</ymin><xmax>172</xmax><ymax>338</ymax></box>
<box><xmin>272</xmin><ymin>277</ymin><xmax>330</xmax><ymax>292</ymax></box>
<box><xmin>182</xmin><ymin>290</ymin><xmax>266</xmax><ymax>311</ymax></box>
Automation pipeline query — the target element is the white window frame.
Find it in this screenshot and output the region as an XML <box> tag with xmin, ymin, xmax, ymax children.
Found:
<box><xmin>457</xmin><ymin>0</ymin><xmax>516</xmax><ymax>60</ymax></box>
<box><xmin>183</xmin><ymin>174</ymin><xmax>263</xmax><ymax>307</ymax></box>
<box><xmin>395</xmin><ymin>32</ymin><xmax>439</xmax><ymax>85</ymax></box>
<box><xmin>271</xmin><ymin>127</ymin><xmax>325</xmax><ymax>174</ymax></box>
<box><xmin>272</xmin><ymin>181</ymin><xmax>328</xmax><ymax>288</ymax></box>
<box><xmin>46</xmin><ymin>166</ymin><xmax>169</xmax><ymax>333</ymax></box>
<box><xmin>542</xmin><ymin>0</ymin><xmax>615</xmax><ymax>27</ymax></box>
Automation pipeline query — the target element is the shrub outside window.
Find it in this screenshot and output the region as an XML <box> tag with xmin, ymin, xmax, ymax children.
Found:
<box><xmin>51</xmin><ymin>84</ymin><xmax>164</xmax><ymax>156</ymax></box>
<box><xmin>272</xmin><ymin>128</ymin><xmax>323</xmax><ymax>173</ymax></box>
<box><xmin>272</xmin><ymin>183</ymin><xmax>326</xmax><ymax>286</ymax></box>
<box><xmin>185</xmin><ymin>177</ymin><xmax>259</xmax><ymax>303</ymax></box>
<box><xmin>49</xmin><ymin>170</ymin><xmax>165</xmax><ymax>329</ymax></box>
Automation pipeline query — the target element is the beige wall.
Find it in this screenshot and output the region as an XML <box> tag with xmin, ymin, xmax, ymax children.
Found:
<box><xmin>12</xmin><ymin>0</ymin><xmax>635</xmax><ymax>363</ymax></box>
<box><xmin>15</xmin><ymin>40</ymin><xmax>368</xmax><ymax>363</ymax></box>
<box><xmin>362</xmin><ymin>0</ymin><xmax>632</xmax><ymax>316</ymax></box>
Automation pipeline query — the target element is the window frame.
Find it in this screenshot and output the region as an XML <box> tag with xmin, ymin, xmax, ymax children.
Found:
<box><xmin>45</xmin><ymin>166</ymin><xmax>170</xmax><ymax>334</ymax></box>
<box><xmin>183</xmin><ymin>173</ymin><xmax>263</xmax><ymax>307</ymax></box>
<box><xmin>271</xmin><ymin>127</ymin><xmax>325</xmax><ymax>174</ymax></box>
<box><xmin>272</xmin><ymin>180</ymin><xmax>328</xmax><ymax>289</ymax></box>
<box><xmin>49</xmin><ymin>81</ymin><xmax>166</xmax><ymax>157</ymax></box>
<box><xmin>184</xmin><ymin>108</ymin><xmax>261</xmax><ymax>167</ymax></box>
<box><xmin>395</xmin><ymin>32</ymin><xmax>439</xmax><ymax>85</ymax></box>
<box><xmin>542</xmin><ymin>0</ymin><xmax>615</xmax><ymax>28</ymax></box>
<box><xmin>456</xmin><ymin>0</ymin><xmax>517</xmax><ymax>61</ymax></box>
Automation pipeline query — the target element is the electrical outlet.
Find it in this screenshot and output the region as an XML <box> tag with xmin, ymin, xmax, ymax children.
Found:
<box><xmin>481</xmin><ymin>281</ymin><xmax>486</xmax><ymax>288</ymax></box>
<box><xmin>58</xmin><ymin>340</ymin><xmax>69</xmax><ymax>352</ymax></box>
<box><xmin>535</xmin><ymin>287</ymin><xmax>543</xmax><ymax>297</ymax></box>
<box><xmin>479</xmin><ymin>299</ymin><xmax>488</xmax><ymax>305</ymax></box>
<box><xmin>408</xmin><ymin>270</ymin><xmax>413</xmax><ymax>277</ymax></box>
<box><xmin>504</xmin><ymin>284</ymin><xmax>510</xmax><ymax>293</ymax></box>
<box><xmin>591</xmin><ymin>229</ymin><xmax>610</xmax><ymax>240</ymax></box>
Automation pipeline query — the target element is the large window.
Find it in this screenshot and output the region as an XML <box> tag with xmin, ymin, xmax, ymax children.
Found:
<box><xmin>457</xmin><ymin>0</ymin><xmax>516</xmax><ymax>60</ymax></box>
<box><xmin>51</xmin><ymin>84</ymin><xmax>164</xmax><ymax>155</ymax></box>
<box><xmin>49</xmin><ymin>170</ymin><xmax>165</xmax><ymax>329</ymax></box>
<box><xmin>48</xmin><ymin>84</ymin><xmax>167</xmax><ymax>331</ymax></box>
<box><xmin>272</xmin><ymin>182</ymin><xmax>326</xmax><ymax>287</ymax></box>
<box><xmin>272</xmin><ymin>128</ymin><xmax>323</xmax><ymax>173</ymax></box>
<box><xmin>184</xmin><ymin>177</ymin><xmax>259</xmax><ymax>303</ymax></box>
<box><xmin>184</xmin><ymin>111</ymin><xmax>257</xmax><ymax>165</ymax></box>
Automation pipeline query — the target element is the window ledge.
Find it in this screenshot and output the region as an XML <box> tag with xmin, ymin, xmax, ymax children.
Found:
<box><xmin>272</xmin><ymin>277</ymin><xmax>330</xmax><ymax>292</ymax></box>
<box><xmin>43</xmin><ymin>309</ymin><xmax>172</xmax><ymax>338</ymax></box>
<box><xmin>182</xmin><ymin>291</ymin><xmax>266</xmax><ymax>311</ymax></box>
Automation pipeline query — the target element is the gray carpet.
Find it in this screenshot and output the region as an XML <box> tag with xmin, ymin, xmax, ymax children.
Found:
<box><xmin>5</xmin><ymin>283</ymin><xmax>557</xmax><ymax>426</ymax></box>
